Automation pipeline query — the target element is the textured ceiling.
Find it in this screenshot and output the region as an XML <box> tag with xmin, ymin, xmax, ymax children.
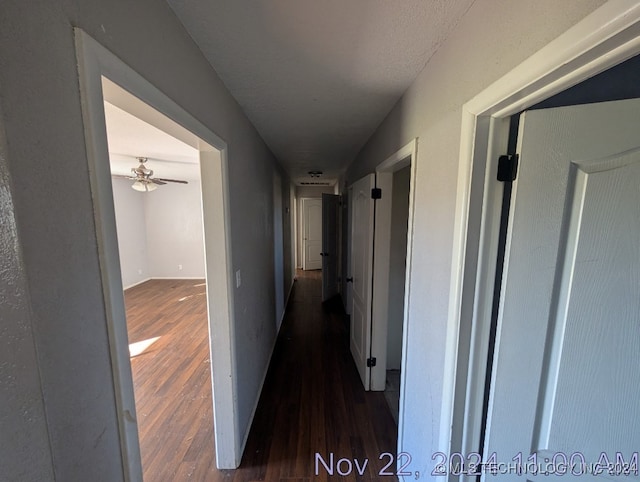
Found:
<box><xmin>166</xmin><ymin>0</ymin><xmax>475</xmax><ymax>182</ymax></box>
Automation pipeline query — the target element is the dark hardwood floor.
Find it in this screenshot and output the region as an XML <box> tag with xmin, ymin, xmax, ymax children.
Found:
<box><xmin>125</xmin><ymin>270</ymin><xmax>397</xmax><ymax>481</ymax></box>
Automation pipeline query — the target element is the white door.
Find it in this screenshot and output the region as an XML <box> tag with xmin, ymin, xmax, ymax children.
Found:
<box><xmin>302</xmin><ymin>198</ymin><xmax>322</xmax><ymax>270</ymax></box>
<box><xmin>322</xmin><ymin>193</ymin><xmax>340</xmax><ymax>301</ymax></box>
<box><xmin>484</xmin><ymin>99</ymin><xmax>640</xmax><ymax>481</ymax></box>
<box><xmin>349</xmin><ymin>174</ymin><xmax>375</xmax><ymax>390</ymax></box>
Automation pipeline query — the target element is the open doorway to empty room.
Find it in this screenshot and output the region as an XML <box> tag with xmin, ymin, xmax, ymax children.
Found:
<box><xmin>384</xmin><ymin>164</ymin><xmax>411</xmax><ymax>424</ymax></box>
<box><xmin>103</xmin><ymin>94</ymin><xmax>213</xmax><ymax>478</ymax></box>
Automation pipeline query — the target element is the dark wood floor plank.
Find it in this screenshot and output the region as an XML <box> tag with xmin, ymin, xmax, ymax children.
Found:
<box><xmin>125</xmin><ymin>271</ymin><xmax>397</xmax><ymax>481</ymax></box>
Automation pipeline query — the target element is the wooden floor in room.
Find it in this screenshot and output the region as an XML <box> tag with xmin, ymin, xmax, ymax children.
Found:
<box><xmin>125</xmin><ymin>270</ymin><xmax>397</xmax><ymax>481</ymax></box>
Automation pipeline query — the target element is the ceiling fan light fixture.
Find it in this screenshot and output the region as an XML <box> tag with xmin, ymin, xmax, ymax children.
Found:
<box><xmin>131</xmin><ymin>180</ymin><xmax>157</xmax><ymax>192</ymax></box>
<box><xmin>114</xmin><ymin>156</ymin><xmax>188</xmax><ymax>190</ymax></box>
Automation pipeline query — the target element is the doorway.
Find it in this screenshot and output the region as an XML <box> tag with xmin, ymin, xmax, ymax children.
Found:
<box><xmin>301</xmin><ymin>197</ymin><xmax>323</xmax><ymax>270</ymax></box>
<box><xmin>75</xmin><ymin>30</ymin><xmax>238</xmax><ymax>478</ymax></box>
<box><xmin>346</xmin><ymin>139</ymin><xmax>417</xmax><ymax>452</ymax></box>
<box><xmin>104</xmin><ymin>93</ymin><xmax>211</xmax><ymax>478</ymax></box>
<box><xmin>383</xmin><ymin>164</ymin><xmax>411</xmax><ymax>425</ymax></box>
<box><xmin>321</xmin><ymin>192</ymin><xmax>340</xmax><ymax>302</ymax></box>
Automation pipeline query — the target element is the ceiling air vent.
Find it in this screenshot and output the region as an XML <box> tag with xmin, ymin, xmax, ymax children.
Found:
<box><xmin>300</xmin><ymin>181</ymin><xmax>331</xmax><ymax>185</ymax></box>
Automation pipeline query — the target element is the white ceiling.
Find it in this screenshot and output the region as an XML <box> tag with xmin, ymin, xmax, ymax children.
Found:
<box><xmin>104</xmin><ymin>102</ymin><xmax>201</xmax><ymax>182</ymax></box>
<box><xmin>166</xmin><ymin>0</ymin><xmax>475</xmax><ymax>181</ymax></box>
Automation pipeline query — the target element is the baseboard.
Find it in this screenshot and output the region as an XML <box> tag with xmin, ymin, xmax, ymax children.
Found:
<box><xmin>150</xmin><ymin>276</ymin><xmax>205</xmax><ymax>280</ymax></box>
<box><xmin>123</xmin><ymin>277</ymin><xmax>151</xmax><ymax>291</ymax></box>
<box><xmin>279</xmin><ymin>278</ymin><xmax>296</xmax><ymax>330</ymax></box>
<box><xmin>238</xmin><ymin>277</ymin><xmax>296</xmax><ymax>458</ymax></box>
<box><xmin>123</xmin><ymin>276</ymin><xmax>206</xmax><ymax>291</ymax></box>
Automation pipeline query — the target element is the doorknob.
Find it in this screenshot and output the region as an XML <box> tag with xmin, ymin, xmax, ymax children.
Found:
<box><xmin>346</xmin><ymin>277</ymin><xmax>353</xmax><ymax>283</ymax></box>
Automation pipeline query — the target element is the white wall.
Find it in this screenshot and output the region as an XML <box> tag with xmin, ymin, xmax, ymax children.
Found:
<box><xmin>144</xmin><ymin>181</ymin><xmax>205</xmax><ymax>279</ymax></box>
<box><xmin>345</xmin><ymin>0</ymin><xmax>605</xmax><ymax>476</ymax></box>
<box><xmin>0</xmin><ymin>0</ymin><xmax>291</xmax><ymax>478</ymax></box>
<box><xmin>111</xmin><ymin>178</ymin><xmax>150</xmax><ymax>288</ymax></box>
<box><xmin>386</xmin><ymin>165</ymin><xmax>410</xmax><ymax>370</ymax></box>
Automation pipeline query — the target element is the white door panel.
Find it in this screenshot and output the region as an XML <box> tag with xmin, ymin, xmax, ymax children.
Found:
<box><xmin>303</xmin><ymin>198</ymin><xmax>322</xmax><ymax>270</ymax></box>
<box><xmin>485</xmin><ymin>99</ymin><xmax>640</xmax><ymax>481</ymax></box>
<box><xmin>349</xmin><ymin>174</ymin><xmax>375</xmax><ymax>390</ymax></box>
<box><xmin>541</xmin><ymin>151</ymin><xmax>640</xmax><ymax>456</ymax></box>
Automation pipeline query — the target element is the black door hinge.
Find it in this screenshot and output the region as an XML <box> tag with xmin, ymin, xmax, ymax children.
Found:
<box><xmin>371</xmin><ymin>188</ymin><xmax>382</xmax><ymax>199</ymax></box>
<box><xmin>497</xmin><ymin>154</ymin><xmax>519</xmax><ymax>182</ymax></box>
<box><xmin>367</xmin><ymin>357</ymin><xmax>377</xmax><ymax>367</ymax></box>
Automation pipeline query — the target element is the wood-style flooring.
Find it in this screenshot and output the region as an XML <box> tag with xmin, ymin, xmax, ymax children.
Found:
<box><xmin>125</xmin><ymin>270</ymin><xmax>397</xmax><ymax>481</ymax></box>
<box><xmin>125</xmin><ymin>279</ymin><xmax>213</xmax><ymax>481</ymax></box>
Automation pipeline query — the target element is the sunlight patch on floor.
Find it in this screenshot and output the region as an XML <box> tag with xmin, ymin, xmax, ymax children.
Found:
<box><xmin>178</xmin><ymin>292</ymin><xmax>205</xmax><ymax>302</ymax></box>
<box><xmin>129</xmin><ymin>336</ymin><xmax>161</xmax><ymax>357</ymax></box>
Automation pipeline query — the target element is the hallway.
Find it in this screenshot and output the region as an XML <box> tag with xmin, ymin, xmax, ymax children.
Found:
<box><xmin>238</xmin><ymin>269</ymin><xmax>398</xmax><ymax>481</ymax></box>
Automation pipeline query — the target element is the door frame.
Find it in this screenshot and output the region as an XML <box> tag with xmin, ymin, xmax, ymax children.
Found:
<box><xmin>75</xmin><ymin>29</ymin><xmax>239</xmax><ymax>478</ymax></box>
<box><xmin>347</xmin><ymin>174</ymin><xmax>376</xmax><ymax>389</ymax></box>
<box><xmin>446</xmin><ymin>2</ymin><xmax>640</xmax><ymax>471</ymax></box>
<box><xmin>369</xmin><ymin>139</ymin><xmax>417</xmax><ymax>394</ymax></box>
<box><xmin>321</xmin><ymin>193</ymin><xmax>340</xmax><ymax>301</ymax></box>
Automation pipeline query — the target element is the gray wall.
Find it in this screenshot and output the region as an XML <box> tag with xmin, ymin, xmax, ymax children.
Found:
<box><xmin>281</xmin><ymin>180</ymin><xmax>295</xmax><ymax>306</ymax></box>
<box><xmin>0</xmin><ymin>0</ymin><xmax>291</xmax><ymax>479</ymax></box>
<box><xmin>143</xmin><ymin>181</ymin><xmax>205</xmax><ymax>280</ymax></box>
<box><xmin>295</xmin><ymin>185</ymin><xmax>335</xmax><ymax>198</ymax></box>
<box><xmin>112</xmin><ymin>178</ymin><xmax>150</xmax><ymax>288</ymax></box>
<box><xmin>345</xmin><ymin>0</ymin><xmax>604</xmax><ymax>474</ymax></box>
<box><xmin>0</xmin><ymin>103</ymin><xmax>55</xmax><ymax>482</ymax></box>
<box><xmin>0</xmin><ymin>0</ymin><xmax>609</xmax><ymax>479</ymax></box>
<box><xmin>386</xmin><ymin>165</ymin><xmax>410</xmax><ymax>370</ymax></box>
<box><xmin>112</xmin><ymin>178</ymin><xmax>206</xmax><ymax>288</ymax></box>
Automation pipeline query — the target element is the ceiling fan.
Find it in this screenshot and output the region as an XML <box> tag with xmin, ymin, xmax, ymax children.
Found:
<box><xmin>112</xmin><ymin>157</ymin><xmax>188</xmax><ymax>192</ymax></box>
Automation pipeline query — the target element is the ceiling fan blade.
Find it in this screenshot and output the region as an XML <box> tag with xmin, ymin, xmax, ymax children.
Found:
<box><xmin>155</xmin><ymin>178</ymin><xmax>189</xmax><ymax>184</ymax></box>
<box><xmin>112</xmin><ymin>174</ymin><xmax>137</xmax><ymax>180</ymax></box>
<box><xmin>151</xmin><ymin>179</ymin><xmax>167</xmax><ymax>185</ymax></box>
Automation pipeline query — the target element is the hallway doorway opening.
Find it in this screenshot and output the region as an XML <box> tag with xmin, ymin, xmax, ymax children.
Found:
<box><xmin>301</xmin><ymin>197</ymin><xmax>323</xmax><ymax>271</ymax></box>
<box><xmin>75</xmin><ymin>29</ymin><xmax>238</xmax><ymax>477</ymax></box>
<box><xmin>346</xmin><ymin>140</ymin><xmax>417</xmax><ymax>451</ymax></box>
<box><xmin>381</xmin><ymin>163</ymin><xmax>411</xmax><ymax>425</ymax></box>
<box><xmin>103</xmin><ymin>88</ymin><xmax>213</xmax><ymax>478</ymax></box>
<box><xmin>371</xmin><ymin>140</ymin><xmax>416</xmax><ymax>439</ymax></box>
